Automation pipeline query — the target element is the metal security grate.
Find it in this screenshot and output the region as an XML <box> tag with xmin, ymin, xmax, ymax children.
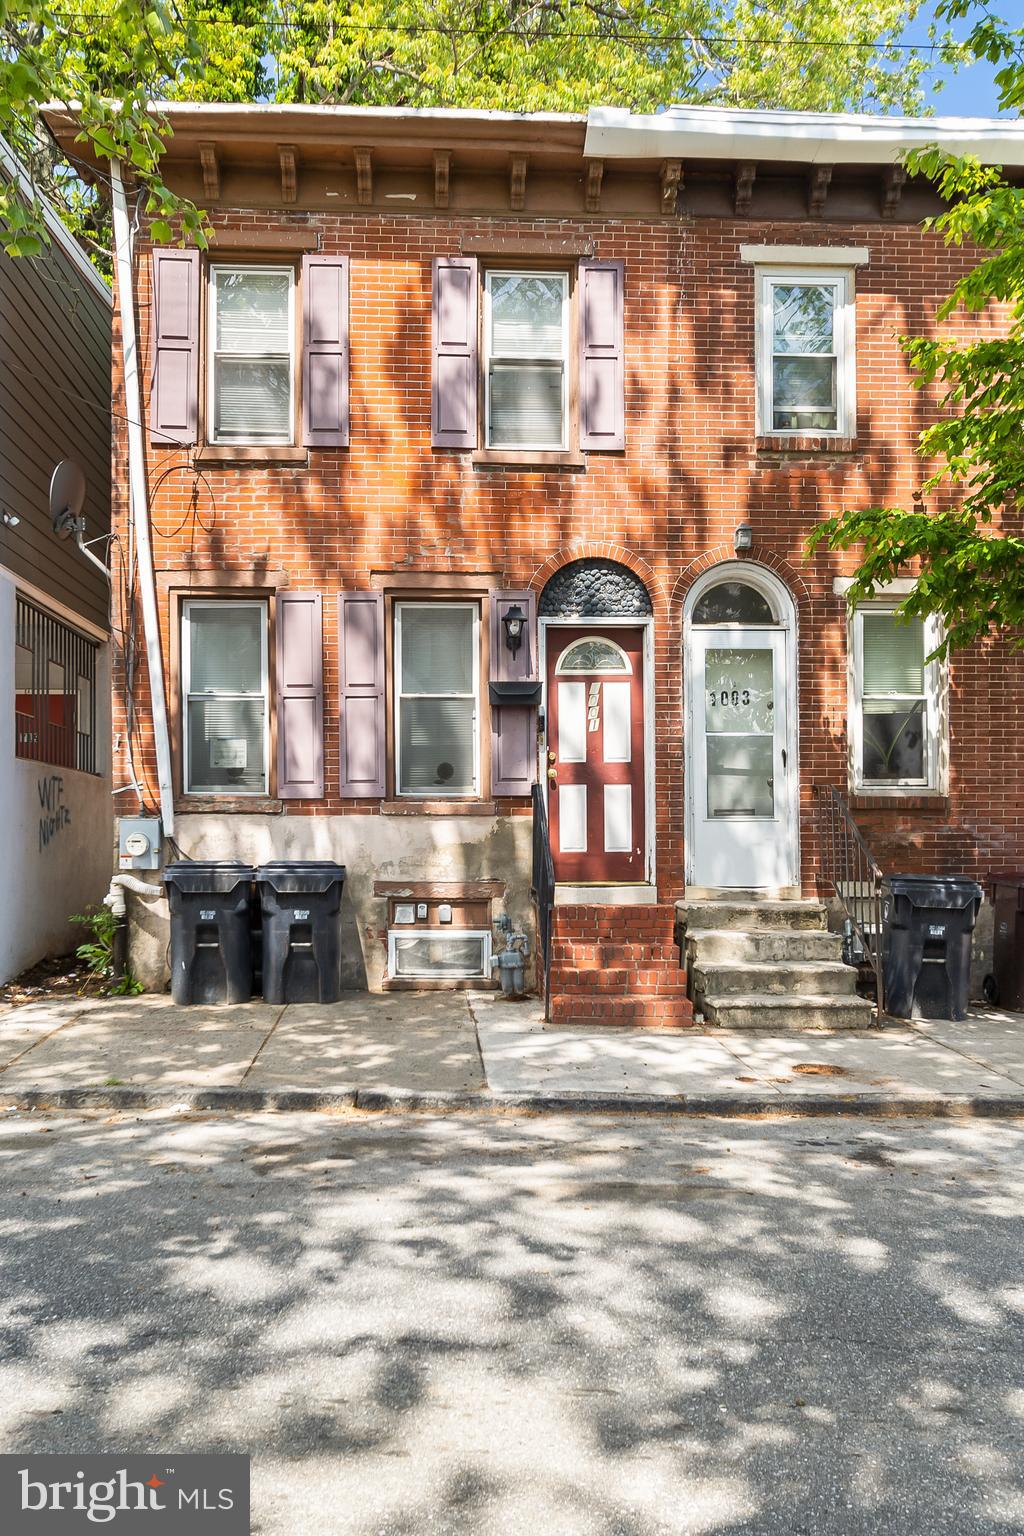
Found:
<box><xmin>15</xmin><ymin>596</ymin><xmax>99</xmax><ymax>774</ymax></box>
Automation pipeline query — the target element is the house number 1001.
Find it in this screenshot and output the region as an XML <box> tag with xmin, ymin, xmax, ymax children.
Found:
<box><xmin>709</xmin><ymin>688</ymin><xmax>751</xmax><ymax>707</ymax></box>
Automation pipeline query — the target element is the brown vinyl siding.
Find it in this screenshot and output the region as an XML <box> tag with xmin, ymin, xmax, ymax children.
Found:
<box><xmin>0</xmin><ymin>227</ymin><xmax>111</xmax><ymax>632</ymax></box>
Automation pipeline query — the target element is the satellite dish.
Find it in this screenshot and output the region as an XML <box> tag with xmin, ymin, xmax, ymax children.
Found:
<box><xmin>50</xmin><ymin>460</ymin><xmax>86</xmax><ymax>541</ymax></box>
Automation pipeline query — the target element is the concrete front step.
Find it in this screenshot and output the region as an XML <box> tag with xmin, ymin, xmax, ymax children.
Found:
<box><xmin>691</xmin><ymin>960</ymin><xmax>858</xmax><ymax>999</ymax></box>
<box><xmin>677</xmin><ymin>898</ymin><xmax>827</xmax><ymax>933</ymax></box>
<box><xmin>684</xmin><ymin>927</ymin><xmax>844</xmax><ymax>965</ymax></box>
<box><xmin>700</xmin><ymin>992</ymin><xmax>876</xmax><ymax>1030</ymax></box>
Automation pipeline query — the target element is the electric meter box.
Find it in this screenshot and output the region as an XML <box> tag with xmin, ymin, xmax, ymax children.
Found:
<box><xmin>118</xmin><ymin>816</ymin><xmax>162</xmax><ymax>871</ymax></box>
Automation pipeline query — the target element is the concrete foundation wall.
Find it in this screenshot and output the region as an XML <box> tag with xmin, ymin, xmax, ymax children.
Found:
<box><xmin>128</xmin><ymin>812</ymin><xmax>535</xmax><ymax>993</ymax></box>
<box><xmin>0</xmin><ymin>574</ymin><xmax>113</xmax><ymax>983</ymax></box>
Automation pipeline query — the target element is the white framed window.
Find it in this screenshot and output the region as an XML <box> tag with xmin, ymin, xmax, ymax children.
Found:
<box><xmin>395</xmin><ymin>602</ymin><xmax>479</xmax><ymax>797</ymax></box>
<box><xmin>209</xmin><ymin>264</ymin><xmax>294</xmax><ymax>445</ymax></box>
<box><xmin>850</xmin><ymin>607</ymin><xmax>944</xmax><ymax>793</ymax></box>
<box><xmin>756</xmin><ymin>267</ymin><xmax>855</xmax><ymax>437</ymax></box>
<box><xmin>182</xmin><ymin>599</ymin><xmax>269</xmax><ymax>795</ymax></box>
<box><xmin>388</xmin><ymin>929</ymin><xmax>492</xmax><ymax>980</ymax></box>
<box><xmin>484</xmin><ymin>269</ymin><xmax>569</xmax><ymax>450</ymax></box>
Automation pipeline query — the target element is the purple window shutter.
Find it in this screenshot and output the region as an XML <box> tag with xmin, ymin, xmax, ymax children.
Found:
<box><xmin>489</xmin><ymin>590</ymin><xmax>538</xmax><ymax>796</ymax></box>
<box><xmin>339</xmin><ymin>591</ymin><xmax>386</xmax><ymax>797</ymax></box>
<box><xmin>302</xmin><ymin>254</ymin><xmax>350</xmax><ymax>448</ymax></box>
<box><xmin>276</xmin><ymin>591</ymin><xmax>324</xmax><ymax>799</ymax></box>
<box><xmin>431</xmin><ymin>255</ymin><xmax>478</xmax><ymax>448</ymax></box>
<box><xmin>578</xmin><ymin>258</ymin><xmax>625</xmax><ymax>450</ymax></box>
<box><xmin>151</xmin><ymin>249</ymin><xmax>199</xmax><ymax>445</ymax></box>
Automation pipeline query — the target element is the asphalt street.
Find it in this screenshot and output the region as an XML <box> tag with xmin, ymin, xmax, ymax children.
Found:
<box><xmin>0</xmin><ymin>1108</ymin><xmax>1022</xmax><ymax>1535</ymax></box>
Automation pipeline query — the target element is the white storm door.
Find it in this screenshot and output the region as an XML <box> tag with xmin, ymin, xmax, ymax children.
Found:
<box><xmin>689</xmin><ymin>627</ymin><xmax>794</xmax><ymax>889</ymax></box>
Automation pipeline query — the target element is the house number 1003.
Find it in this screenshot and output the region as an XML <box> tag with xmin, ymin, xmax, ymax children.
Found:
<box><xmin>709</xmin><ymin>688</ymin><xmax>751</xmax><ymax>707</ymax></box>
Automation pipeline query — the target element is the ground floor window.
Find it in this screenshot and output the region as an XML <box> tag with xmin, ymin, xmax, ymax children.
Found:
<box><xmin>182</xmin><ymin>599</ymin><xmax>269</xmax><ymax>794</ymax></box>
<box><xmin>15</xmin><ymin>596</ymin><xmax>99</xmax><ymax>773</ymax></box>
<box><xmin>850</xmin><ymin>606</ymin><xmax>943</xmax><ymax>791</ymax></box>
<box><xmin>395</xmin><ymin>601</ymin><xmax>479</xmax><ymax>796</ymax></box>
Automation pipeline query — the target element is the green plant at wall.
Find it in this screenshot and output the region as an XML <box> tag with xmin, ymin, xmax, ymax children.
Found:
<box><xmin>71</xmin><ymin>905</ymin><xmax>144</xmax><ymax>996</ymax></box>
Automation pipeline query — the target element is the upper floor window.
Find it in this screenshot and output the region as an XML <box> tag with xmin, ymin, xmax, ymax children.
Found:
<box><xmin>756</xmin><ymin>269</ymin><xmax>854</xmax><ymax>437</ymax></box>
<box><xmin>14</xmin><ymin>596</ymin><xmax>99</xmax><ymax>774</ymax></box>
<box><xmin>209</xmin><ymin>265</ymin><xmax>294</xmax><ymax>446</ymax></box>
<box><xmin>182</xmin><ymin>599</ymin><xmax>269</xmax><ymax>794</ymax></box>
<box><xmin>850</xmin><ymin>607</ymin><xmax>943</xmax><ymax>793</ymax></box>
<box><xmin>484</xmin><ymin>270</ymin><xmax>569</xmax><ymax>450</ymax></box>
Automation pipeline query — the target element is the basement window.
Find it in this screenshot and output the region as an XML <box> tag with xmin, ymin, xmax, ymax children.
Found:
<box><xmin>388</xmin><ymin>930</ymin><xmax>492</xmax><ymax>980</ymax></box>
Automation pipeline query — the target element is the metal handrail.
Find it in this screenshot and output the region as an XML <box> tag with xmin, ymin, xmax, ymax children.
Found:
<box><xmin>530</xmin><ymin>781</ymin><xmax>556</xmax><ymax>1021</ymax></box>
<box><xmin>813</xmin><ymin>783</ymin><xmax>885</xmax><ymax>1016</ymax></box>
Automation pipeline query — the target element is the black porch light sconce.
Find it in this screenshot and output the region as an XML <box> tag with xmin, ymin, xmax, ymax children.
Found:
<box><xmin>501</xmin><ymin>602</ymin><xmax>526</xmax><ymax>657</ymax></box>
<box><xmin>734</xmin><ymin>522</ymin><xmax>753</xmax><ymax>553</ymax></box>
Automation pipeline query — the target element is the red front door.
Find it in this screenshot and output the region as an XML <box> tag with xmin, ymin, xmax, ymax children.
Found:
<box><xmin>546</xmin><ymin>625</ymin><xmax>646</xmax><ymax>883</ymax></box>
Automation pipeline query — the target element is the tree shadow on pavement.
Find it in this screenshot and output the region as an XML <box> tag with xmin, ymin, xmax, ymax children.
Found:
<box><xmin>0</xmin><ymin>1110</ymin><xmax>1022</xmax><ymax>1536</ymax></box>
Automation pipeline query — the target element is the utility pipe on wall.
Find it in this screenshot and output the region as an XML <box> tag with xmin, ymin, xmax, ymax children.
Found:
<box><xmin>110</xmin><ymin>159</ymin><xmax>176</xmax><ymax>839</ymax></box>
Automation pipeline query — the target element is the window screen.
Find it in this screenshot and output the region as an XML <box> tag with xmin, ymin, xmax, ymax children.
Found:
<box><xmin>396</xmin><ymin>604</ymin><xmax>478</xmax><ymax>796</ymax></box>
<box><xmin>210</xmin><ymin>267</ymin><xmax>293</xmax><ymax>444</ymax></box>
<box><xmin>184</xmin><ymin>601</ymin><xmax>268</xmax><ymax>794</ymax></box>
<box><xmin>486</xmin><ymin>271</ymin><xmax>568</xmax><ymax>449</ymax></box>
<box><xmin>858</xmin><ymin>611</ymin><xmax>929</xmax><ymax>785</ymax></box>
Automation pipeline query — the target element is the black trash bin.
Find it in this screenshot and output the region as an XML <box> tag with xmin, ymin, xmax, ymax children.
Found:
<box><xmin>257</xmin><ymin>861</ymin><xmax>346</xmax><ymax>1004</ymax></box>
<box><xmin>163</xmin><ymin>861</ymin><xmax>254</xmax><ymax>1005</ymax></box>
<box><xmin>881</xmin><ymin>874</ymin><xmax>983</xmax><ymax>1021</ymax></box>
<box><xmin>985</xmin><ymin>871</ymin><xmax>1024</xmax><ymax>1009</ymax></box>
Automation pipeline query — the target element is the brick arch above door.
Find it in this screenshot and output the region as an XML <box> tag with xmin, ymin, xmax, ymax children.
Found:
<box><xmin>669</xmin><ymin>544</ymin><xmax>812</xmax><ymax>621</ymax></box>
<box><xmin>531</xmin><ymin>543</ymin><xmax>665</xmax><ymax>617</ymax></box>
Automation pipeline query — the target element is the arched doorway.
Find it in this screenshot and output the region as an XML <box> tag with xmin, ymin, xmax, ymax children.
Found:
<box><xmin>539</xmin><ymin>559</ymin><xmax>654</xmax><ymax>888</ymax></box>
<box><xmin>684</xmin><ymin>563</ymin><xmax>799</xmax><ymax>893</ymax></box>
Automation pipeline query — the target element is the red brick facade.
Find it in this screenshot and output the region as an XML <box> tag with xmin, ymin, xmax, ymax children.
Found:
<box><xmin>99</xmin><ymin>109</ymin><xmax>1023</xmax><ymax>995</ymax></box>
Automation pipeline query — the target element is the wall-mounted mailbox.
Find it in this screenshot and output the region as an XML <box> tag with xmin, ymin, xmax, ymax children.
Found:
<box><xmin>488</xmin><ymin>680</ymin><xmax>542</xmax><ymax>707</ymax></box>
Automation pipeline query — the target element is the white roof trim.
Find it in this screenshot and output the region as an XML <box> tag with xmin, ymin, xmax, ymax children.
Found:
<box><xmin>585</xmin><ymin>105</ymin><xmax>1024</xmax><ymax>168</ymax></box>
<box><xmin>741</xmin><ymin>244</ymin><xmax>869</xmax><ymax>266</ymax></box>
<box><xmin>0</xmin><ymin>135</ymin><xmax>110</xmax><ymax>303</ymax></box>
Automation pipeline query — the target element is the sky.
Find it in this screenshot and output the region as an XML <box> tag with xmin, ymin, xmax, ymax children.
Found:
<box><xmin>904</xmin><ymin>0</ymin><xmax>1010</xmax><ymax>116</ymax></box>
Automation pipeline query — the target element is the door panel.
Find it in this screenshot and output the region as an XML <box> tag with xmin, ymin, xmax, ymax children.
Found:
<box><xmin>547</xmin><ymin>625</ymin><xmax>645</xmax><ymax>883</ymax></box>
<box><xmin>688</xmin><ymin>627</ymin><xmax>795</xmax><ymax>889</ymax></box>
<box><xmin>557</xmin><ymin>681</ymin><xmax>587</xmax><ymax>761</ymax></box>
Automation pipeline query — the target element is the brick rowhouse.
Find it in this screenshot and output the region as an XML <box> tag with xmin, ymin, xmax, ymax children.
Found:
<box><xmin>46</xmin><ymin>102</ymin><xmax>1024</xmax><ymax>1011</ymax></box>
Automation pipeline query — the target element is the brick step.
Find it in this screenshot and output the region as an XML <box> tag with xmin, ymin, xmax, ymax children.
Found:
<box><xmin>549</xmin><ymin>968</ymin><xmax>691</xmax><ymax>996</ymax></box>
<box><xmin>550</xmin><ymin>942</ymin><xmax>682</xmax><ymax>966</ymax></box>
<box><xmin>550</xmin><ymin>993</ymin><xmax>696</xmax><ymax>1029</ymax></box>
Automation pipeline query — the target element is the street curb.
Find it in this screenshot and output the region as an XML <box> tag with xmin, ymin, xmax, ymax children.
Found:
<box><xmin>2</xmin><ymin>1084</ymin><xmax>1024</xmax><ymax>1118</ymax></box>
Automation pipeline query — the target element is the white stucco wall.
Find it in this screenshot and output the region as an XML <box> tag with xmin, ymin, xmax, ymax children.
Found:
<box><xmin>0</xmin><ymin>573</ymin><xmax>113</xmax><ymax>982</ymax></box>
<box><xmin>127</xmin><ymin>810</ymin><xmax>535</xmax><ymax>993</ymax></box>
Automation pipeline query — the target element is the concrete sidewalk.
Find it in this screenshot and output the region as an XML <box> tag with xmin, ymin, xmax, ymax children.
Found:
<box><xmin>0</xmin><ymin>989</ymin><xmax>1022</xmax><ymax>1114</ymax></box>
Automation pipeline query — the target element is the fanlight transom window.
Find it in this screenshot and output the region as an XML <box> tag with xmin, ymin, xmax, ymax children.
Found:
<box><xmin>555</xmin><ymin>637</ymin><xmax>632</xmax><ymax>674</ymax></box>
<box><xmin>692</xmin><ymin>581</ymin><xmax>776</xmax><ymax>626</ymax></box>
